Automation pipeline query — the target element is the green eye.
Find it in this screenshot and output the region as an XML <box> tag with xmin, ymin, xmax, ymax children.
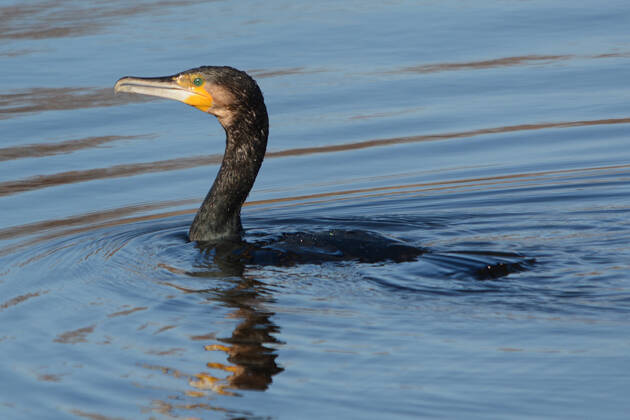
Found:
<box><xmin>193</xmin><ymin>77</ymin><xmax>204</xmax><ymax>87</ymax></box>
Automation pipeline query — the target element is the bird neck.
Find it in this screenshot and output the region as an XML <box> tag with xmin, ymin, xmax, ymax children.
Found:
<box><xmin>189</xmin><ymin>107</ymin><xmax>268</xmax><ymax>242</ymax></box>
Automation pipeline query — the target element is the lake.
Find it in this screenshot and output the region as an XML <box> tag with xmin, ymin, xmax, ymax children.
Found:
<box><xmin>1</xmin><ymin>0</ymin><xmax>630</xmax><ymax>418</ymax></box>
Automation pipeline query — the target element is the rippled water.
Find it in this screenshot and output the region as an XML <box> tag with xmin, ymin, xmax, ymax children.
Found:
<box><xmin>2</xmin><ymin>0</ymin><xmax>630</xmax><ymax>419</ymax></box>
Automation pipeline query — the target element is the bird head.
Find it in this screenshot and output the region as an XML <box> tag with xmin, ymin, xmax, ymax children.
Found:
<box><xmin>114</xmin><ymin>66</ymin><xmax>262</xmax><ymax>127</ymax></box>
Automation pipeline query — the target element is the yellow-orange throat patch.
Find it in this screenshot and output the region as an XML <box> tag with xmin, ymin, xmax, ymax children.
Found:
<box><xmin>176</xmin><ymin>74</ymin><xmax>213</xmax><ymax>112</ymax></box>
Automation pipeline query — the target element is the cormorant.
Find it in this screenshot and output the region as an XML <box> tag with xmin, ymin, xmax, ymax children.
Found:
<box><xmin>113</xmin><ymin>67</ymin><xmax>527</xmax><ymax>274</ymax></box>
<box><xmin>114</xmin><ymin>67</ymin><xmax>424</xmax><ymax>266</ymax></box>
<box><xmin>115</xmin><ymin>66</ymin><xmax>268</xmax><ymax>242</ymax></box>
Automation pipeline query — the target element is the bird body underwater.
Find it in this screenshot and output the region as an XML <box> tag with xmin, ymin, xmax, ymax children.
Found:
<box><xmin>114</xmin><ymin>66</ymin><xmax>269</xmax><ymax>242</ymax></box>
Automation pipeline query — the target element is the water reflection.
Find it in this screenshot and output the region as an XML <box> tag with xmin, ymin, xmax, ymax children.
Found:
<box><xmin>0</xmin><ymin>0</ymin><xmax>209</xmax><ymax>41</ymax></box>
<box><xmin>163</xmin><ymin>242</ymin><xmax>284</xmax><ymax>399</ymax></box>
<box><xmin>0</xmin><ymin>134</ymin><xmax>148</xmax><ymax>161</ymax></box>
<box><xmin>387</xmin><ymin>52</ymin><xmax>630</xmax><ymax>75</ymax></box>
<box><xmin>250</xmin><ymin>66</ymin><xmax>327</xmax><ymax>79</ymax></box>
<box><xmin>2</xmin><ymin>116</ymin><xmax>629</xmax><ymax>197</ymax></box>
<box><xmin>0</xmin><ymin>87</ymin><xmax>151</xmax><ymax>119</ymax></box>
<box><xmin>195</xmin><ymin>304</ymin><xmax>283</xmax><ymax>394</ymax></box>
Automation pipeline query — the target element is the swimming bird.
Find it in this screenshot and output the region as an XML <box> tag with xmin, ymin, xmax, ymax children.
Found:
<box><xmin>114</xmin><ymin>67</ymin><xmax>425</xmax><ymax>265</ymax></box>
<box><xmin>115</xmin><ymin>66</ymin><xmax>268</xmax><ymax>242</ymax></box>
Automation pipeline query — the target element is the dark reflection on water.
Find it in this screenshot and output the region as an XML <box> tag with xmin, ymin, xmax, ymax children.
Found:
<box><xmin>0</xmin><ymin>0</ymin><xmax>210</xmax><ymax>40</ymax></box>
<box><xmin>0</xmin><ymin>87</ymin><xmax>152</xmax><ymax>119</ymax></box>
<box><xmin>0</xmin><ymin>134</ymin><xmax>148</xmax><ymax>161</ymax></box>
<box><xmin>1</xmin><ymin>116</ymin><xmax>629</xmax><ymax>197</ymax></box>
<box><xmin>386</xmin><ymin>52</ymin><xmax>630</xmax><ymax>75</ymax></box>
<box><xmin>160</xmin><ymin>243</ymin><xmax>286</xmax><ymax>396</ymax></box>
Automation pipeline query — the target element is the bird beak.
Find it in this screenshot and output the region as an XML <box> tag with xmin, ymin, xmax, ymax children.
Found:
<box><xmin>114</xmin><ymin>74</ymin><xmax>213</xmax><ymax>112</ymax></box>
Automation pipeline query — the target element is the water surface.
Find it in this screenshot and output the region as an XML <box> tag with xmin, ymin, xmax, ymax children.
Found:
<box><xmin>1</xmin><ymin>0</ymin><xmax>630</xmax><ymax>419</ymax></box>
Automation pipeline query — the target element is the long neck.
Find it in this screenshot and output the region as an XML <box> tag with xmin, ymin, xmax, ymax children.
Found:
<box><xmin>189</xmin><ymin>106</ymin><xmax>268</xmax><ymax>242</ymax></box>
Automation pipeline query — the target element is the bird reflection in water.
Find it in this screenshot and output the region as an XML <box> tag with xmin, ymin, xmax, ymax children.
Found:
<box><xmin>161</xmin><ymin>240</ymin><xmax>284</xmax><ymax>401</ymax></box>
<box><xmin>193</xmin><ymin>304</ymin><xmax>283</xmax><ymax>395</ymax></box>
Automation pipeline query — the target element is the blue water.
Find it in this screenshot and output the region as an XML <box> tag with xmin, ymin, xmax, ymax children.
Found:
<box><xmin>1</xmin><ymin>0</ymin><xmax>630</xmax><ymax>418</ymax></box>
